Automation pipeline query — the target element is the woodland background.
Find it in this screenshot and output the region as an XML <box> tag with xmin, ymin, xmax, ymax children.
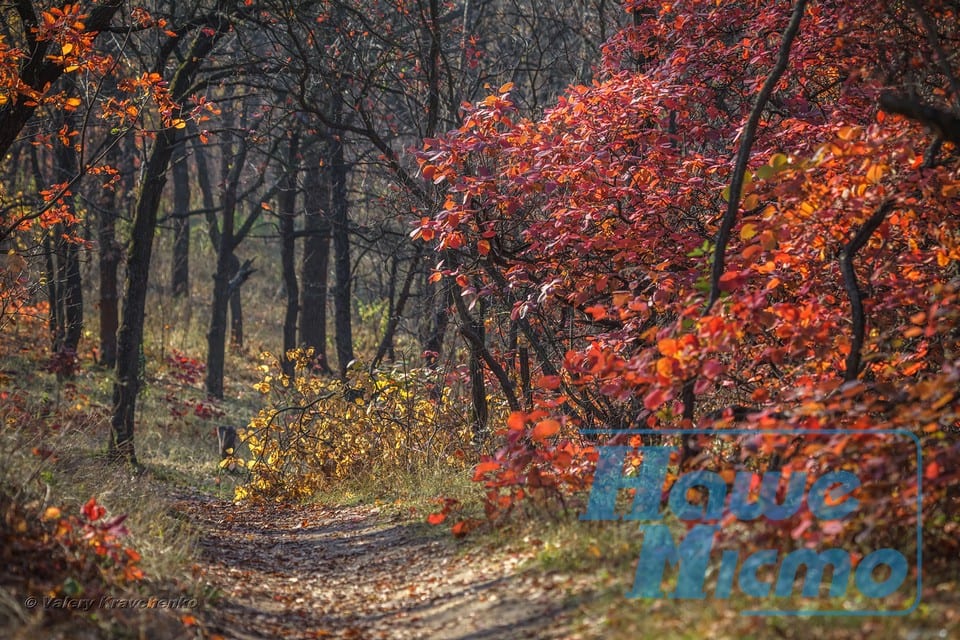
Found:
<box><xmin>0</xmin><ymin>0</ymin><xmax>959</xmax><ymax>638</ymax></box>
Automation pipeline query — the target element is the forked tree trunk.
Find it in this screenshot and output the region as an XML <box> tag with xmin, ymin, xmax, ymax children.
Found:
<box><xmin>110</xmin><ymin>22</ymin><xmax>228</xmax><ymax>466</ymax></box>
<box><xmin>205</xmin><ymin>138</ymin><xmax>248</xmax><ymax>399</ymax></box>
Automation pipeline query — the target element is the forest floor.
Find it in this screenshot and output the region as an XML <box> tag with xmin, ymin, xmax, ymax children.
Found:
<box><xmin>174</xmin><ymin>492</ymin><xmax>579</xmax><ymax>640</ymax></box>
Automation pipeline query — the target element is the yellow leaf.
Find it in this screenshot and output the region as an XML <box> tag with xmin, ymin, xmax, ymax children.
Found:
<box><xmin>42</xmin><ymin>506</ymin><xmax>62</xmax><ymax>520</ymax></box>
<box><xmin>837</xmin><ymin>126</ymin><xmax>861</xmax><ymax>141</ymax></box>
<box><xmin>760</xmin><ymin>230</ymin><xmax>778</xmax><ymax>250</ymax></box>
<box><xmin>172</xmin><ymin>119</ymin><xmax>187</xmax><ymax>129</ymax></box>
<box><xmin>61</xmin><ymin>42</ymin><xmax>74</xmax><ymax>55</ymax></box>
<box><xmin>740</xmin><ymin>223</ymin><xmax>758</xmax><ymax>241</ymax></box>
<box><xmin>65</xmin><ymin>97</ymin><xmax>81</xmax><ymax>108</ymax></box>
<box><xmin>865</xmin><ymin>163</ymin><xmax>886</xmax><ymax>184</ymax></box>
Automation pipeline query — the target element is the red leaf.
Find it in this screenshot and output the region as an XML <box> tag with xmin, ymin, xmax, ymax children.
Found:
<box><xmin>427</xmin><ymin>512</ymin><xmax>447</xmax><ymax>525</ymax></box>
<box><xmin>82</xmin><ymin>497</ymin><xmax>106</xmax><ymax>522</ymax></box>
<box><xmin>643</xmin><ymin>388</ymin><xmax>666</xmax><ymax>411</ymax></box>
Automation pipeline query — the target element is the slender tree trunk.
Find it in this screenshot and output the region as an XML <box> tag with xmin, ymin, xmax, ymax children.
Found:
<box><xmin>171</xmin><ymin>135</ymin><xmax>190</xmax><ymax>297</ymax></box>
<box><xmin>228</xmin><ymin>252</ymin><xmax>242</xmax><ymax>348</ymax></box>
<box><xmin>97</xmin><ymin>183</ymin><xmax>119</xmax><ymax>367</ymax></box>
<box><xmin>330</xmin><ymin>133</ymin><xmax>353</xmax><ymax>377</ymax></box>
<box><xmin>420</xmin><ymin>268</ymin><xmax>450</xmax><ymax>368</ymax></box>
<box><xmin>299</xmin><ymin>148</ymin><xmax>332</xmax><ymax>373</ymax></box>
<box><xmin>43</xmin><ymin>232</ymin><xmax>59</xmax><ymax>348</ymax></box>
<box><xmin>57</xmin><ymin>228</ymin><xmax>83</xmax><ymax>356</ymax></box>
<box><xmin>280</xmin><ymin>132</ymin><xmax>300</xmax><ymax>378</ymax></box>
<box><xmin>205</xmin><ymin>138</ymin><xmax>248</xmax><ymax>399</ymax></box>
<box><xmin>371</xmin><ymin>244</ymin><xmax>423</xmax><ymax>371</ymax></box>
<box><xmin>44</xmin><ymin>119</ymin><xmax>82</xmax><ymax>370</ymax></box>
<box><xmin>110</xmin><ymin>21</ymin><xmax>228</xmax><ymax>465</ymax></box>
<box><xmin>111</xmin><ymin>127</ymin><xmax>178</xmax><ymax>465</ymax></box>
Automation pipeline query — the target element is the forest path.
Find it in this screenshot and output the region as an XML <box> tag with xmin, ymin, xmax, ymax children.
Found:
<box><xmin>173</xmin><ymin>494</ymin><xmax>579</xmax><ymax>640</ymax></box>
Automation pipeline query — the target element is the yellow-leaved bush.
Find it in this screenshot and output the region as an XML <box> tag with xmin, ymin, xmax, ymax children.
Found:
<box><xmin>235</xmin><ymin>349</ymin><xmax>481</xmax><ymax>502</ymax></box>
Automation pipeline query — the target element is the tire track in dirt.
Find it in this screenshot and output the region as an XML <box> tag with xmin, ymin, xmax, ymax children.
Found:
<box><xmin>175</xmin><ymin>495</ymin><xmax>578</xmax><ymax>640</ymax></box>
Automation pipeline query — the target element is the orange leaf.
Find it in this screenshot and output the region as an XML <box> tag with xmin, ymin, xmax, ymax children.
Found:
<box><xmin>532</xmin><ymin>419</ymin><xmax>561</xmax><ymax>442</ymax></box>
<box><xmin>427</xmin><ymin>512</ymin><xmax>447</xmax><ymax>525</ymax></box>
<box><xmin>584</xmin><ymin>305</ymin><xmax>606</xmax><ymax>321</ymax></box>
<box><xmin>473</xmin><ymin>460</ymin><xmax>501</xmax><ymax>480</ymax></box>
<box><xmin>507</xmin><ymin>411</ymin><xmax>527</xmax><ymax>431</ymax></box>
<box><xmin>657</xmin><ymin>338</ymin><xmax>678</xmax><ymax>356</ymax></box>
<box><xmin>537</xmin><ymin>375</ymin><xmax>562</xmax><ymax>390</ymax></box>
<box><xmin>925</xmin><ymin>461</ymin><xmax>940</xmax><ymax>480</ymax></box>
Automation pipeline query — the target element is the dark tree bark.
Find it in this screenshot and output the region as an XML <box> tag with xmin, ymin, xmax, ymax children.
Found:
<box><xmin>111</xmin><ymin>123</ymin><xmax>178</xmax><ymax>464</ymax></box>
<box><xmin>42</xmin><ymin>232</ymin><xmax>58</xmax><ymax>348</ymax></box>
<box><xmin>329</xmin><ymin>132</ymin><xmax>354</xmax><ymax>377</ymax></box>
<box><xmin>97</xmin><ymin>181</ymin><xmax>120</xmax><ymax>367</ymax></box>
<box><xmin>39</xmin><ymin>116</ymin><xmax>83</xmax><ymax>370</ymax></box>
<box><xmin>280</xmin><ymin>131</ymin><xmax>301</xmax><ymax>378</ymax></box>
<box><xmin>171</xmin><ymin>135</ymin><xmax>190</xmax><ymax>297</ymax></box>
<box><xmin>56</xmin><ymin>227</ymin><xmax>83</xmax><ymax>356</ymax></box>
<box><xmin>299</xmin><ymin>145</ymin><xmax>333</xmax><ymax>374</ymax></box>
<box><xmin>111</xmin><ymin>19</ymin><xmax>230</xmax><ymax>466</ymax></box>
<box><xmin>419</xmin><ymin>267</ymin><xmax>450</xmax><ymax>368</ymax></box>
<box><xmin>228</xmin><ymin>251</ymin><xmax>243</xmax><ymax>348</ymax></box>
<box><xmin>370</xmin><ymin>244</ymin><xmax>423</xmax><ymax>371</ymax></box>
<box><xmin>205</xmin><ymin>136</ymin><xmax>249</xmax><ymax>399</ymax></box>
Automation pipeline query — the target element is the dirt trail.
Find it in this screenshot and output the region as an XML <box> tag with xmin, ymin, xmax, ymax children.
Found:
<box><xmin>173</xmin><ymin>495</ymin><xmax>579</xmax><ymax>640</ymax></box>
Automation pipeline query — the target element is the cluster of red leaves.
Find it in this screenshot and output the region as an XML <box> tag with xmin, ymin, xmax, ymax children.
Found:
<box><xmin>161</xmin><ymin>349</ymin><xmax>224</xmax><ymax>420</ymax></box>
<box><xmin>419</xmin><ymin>0</ymin><xmax>960</xmax><ymax>542</ymax></box>
<box><xmin>164</xmin><ymin>349</ymin><xmax>206</xmax><ymax>385</ymax></box>
<box><xmin>2</xmin><ymin>493</ymin><xmax>144</xmax><ymax>608</ymax></box>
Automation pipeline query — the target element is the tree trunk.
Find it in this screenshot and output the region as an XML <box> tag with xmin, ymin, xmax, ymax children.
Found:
<box><xmin>330</xmin><ymin>133</ymin><xmax>354</xmax><ymax>377</ymax></box>
<box><xmin>43</xmin><ymin>121</ymin><xmax>83</xmax><ymax>373</ymax></box>
<box><xmin>370</xmin><ymin>244</ymin><xmax>423</xmax><ymax>371</ymax></box>
<box><xmin>171</xmin><ymin>135</ymin><xmax>190</xmax><ymax>297</ymax></box>
<box><xmin>110</xmin><ymin>20</ymin><xmax>228</xmax><ymax>465</ymax></box>
<box><xmin>299</xmin><ymin>148</ymin><xmax>332</xmax><ymax>374</ymax></box>
<box><xmin>57</xmin><ymin>227</ymin><xmax>83</xmax><ymax>356</ymax></box>
<box><xmin>229</xmin><ymin>252</ymin><xmax>243</xmax><ymax>348</ymax></box>
<box><xmin>420</xmin><ymin>269</ymin><xmax>450</xmax><ymax>368</ymax></box>
<box><xmin>205</xmin><ymin>138</ymin><xmax>248</xmax><ymax>399</ymax></box>
<box><xmin>111</xmin><ymin>127</ymin><xmax>177</xmax><ymax>465</ymax></box>
<box><xmin>280</xmin><ymin>132</ymin><xmax>300</xmax><ymax>378</ymax></box>
<box><xmin>97</xmin><ymin>183</ymin><xmax>119</xmax><ymax>367</ymax></box>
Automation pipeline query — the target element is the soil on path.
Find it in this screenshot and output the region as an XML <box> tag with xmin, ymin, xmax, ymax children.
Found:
<box><xmin>174</xmin><ymin>494</ymin><xmax>579</xmax><ymax>640</ymax></box>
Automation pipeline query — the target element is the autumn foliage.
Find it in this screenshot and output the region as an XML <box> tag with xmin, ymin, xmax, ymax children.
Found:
<box><xmin>1</xmin><ymin>492</ymin><xmax>144</xmax><ymax>605</ymax></box>
<box><xmin>236</xmin><ymin>350</ymin><xmax>482</xmax><ymax>502</ymax></box>
<box><xmin>419</xmin><ymin>0</ymin><xmax>960</xmax><ymax>544</ymax></box>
